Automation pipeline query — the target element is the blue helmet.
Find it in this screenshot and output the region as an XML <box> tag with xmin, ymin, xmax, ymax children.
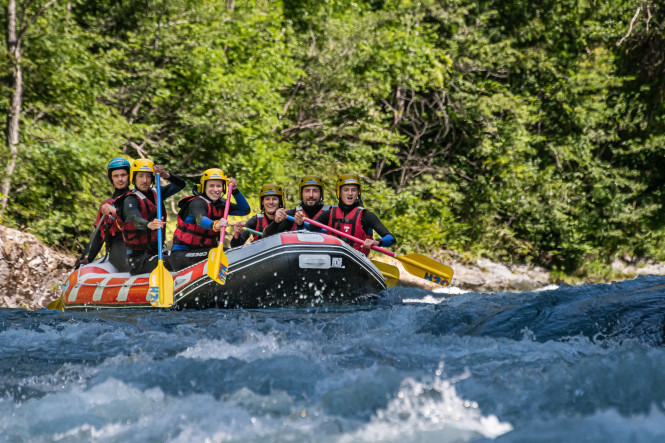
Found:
<box><xmin>107</xmin><ymin>157</ymin><xmax>131</xmax><ymax>181</ymax></box>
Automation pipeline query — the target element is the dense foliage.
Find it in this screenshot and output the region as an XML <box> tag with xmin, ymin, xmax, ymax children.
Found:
<box><xmin>1</xmin><ymin>0</ymin><xmax>664</xmax><ymax>275</ymax></box>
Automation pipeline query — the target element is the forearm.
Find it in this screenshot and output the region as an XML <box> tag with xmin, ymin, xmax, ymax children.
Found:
<box><xmin>263</xmin><ymin>221</ymin><xmax>279</xmax><ymax>237</ymax></box>
<box><xmin>196</xmin><ymin>215</ymin><xmax>215</xmax><ymax>231</ymax></box>
<box><xmin>85</xmin><ymin>231</ymin><xmax>104</xmax><ymax>262</ymax></box>
<box><xmin>162</xmin><ymin>173</ymin><xmax>186</xmax><ymax>198</ymax></box>
<box><xmin>230</xmin><ymin>230</ymin><xmax>250</xmax><ymax>247</ymax></box>
<box><xmin>189</xmin><ymin>199</ymin><xmax>213</xmax><ymax>230</ymax></box>
<box><xmin>126</xmin><ymin>214</ymin><xmax>149</xmax><ymax>230</ymax></box>
<box><xmin>229</xmin><ymin>190</ymin><xmax>250</xmax><ymax>216</ymax></box>
<box><xmin>123</xmin><ymin>199</ymin><xmax>149</xmax><ymax>230</ymax></box>
<box><xmin>364</xmin><ymin>212</ymin><xmax>395</xmax><ymax>246</ymax></box>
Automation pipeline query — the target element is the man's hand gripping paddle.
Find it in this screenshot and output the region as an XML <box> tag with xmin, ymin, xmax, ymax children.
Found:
<box><xmin>206</xmin><ymin>183</ymin><xmax>234</xmax><ymax>284</ymax></box>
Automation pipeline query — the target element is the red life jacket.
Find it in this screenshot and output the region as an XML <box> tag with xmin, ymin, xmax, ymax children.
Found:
<box><xmin>253</xmin><ymin>214</ymin><xmax>270</xmax><ymax>241</ymax></box>
<box><xmin>172</xmin><ymin>196</ymin><xmax>224</xmax><ymax>248</ymax></box>
<box><xmin>95</xmin><ymin>197</ymin><xmax>122</xmax><ymax>241</ymax></box>
<box><xmin>116</xmin><ymin>189</ymin><xmax>166</xmax><ymax>253</ymax></box>
<box><xmin>327</xmin><ymin>205</ymin><xmax>370</xmax><ymax>255</ymax></box>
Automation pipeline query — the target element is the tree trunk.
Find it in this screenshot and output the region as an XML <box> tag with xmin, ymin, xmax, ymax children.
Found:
<box><xmin>1</xmin><ymin>0</ymin><xmax>22</xmax><ymax>218</ymax></box>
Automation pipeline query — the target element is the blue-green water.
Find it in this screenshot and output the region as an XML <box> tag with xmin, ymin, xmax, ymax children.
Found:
<box><xmin>1</xmin><ymin>277</ymin><xmax>665</xmax><ymax>441</ymax></box>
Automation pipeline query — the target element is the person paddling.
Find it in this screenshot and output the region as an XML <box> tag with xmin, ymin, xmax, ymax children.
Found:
<box><xmin>75</xmin><ymin>157</ymin><xmax>131</xmax><ymax>272</ymax></box>
<box><xmin>263</xmin><ymin>175</ymin><xmax>331</xmax><ymax>238</ymax></box>
<box><xmin>309</xmin><ymin>174</ymin><xmax>396</xmax><ymax>256</ymax></box>
<box><xmin>230</xmin><ymin>184</ymin><xmax>286</xmax><ymax>247</ymax></box>
<box><xmin>169</xmin><ymin>169</ymin><xmax>250</xmax><ymax>271</ymax></box>
<box><xmin>114</xmin><ymin>159</ymin><xmax>185</xmax><ymax>275</ymax></box>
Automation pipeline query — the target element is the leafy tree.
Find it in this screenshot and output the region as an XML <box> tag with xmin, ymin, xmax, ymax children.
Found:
<box><xmin>1</xmin><ymin>0</ymin><xmax>665</xmax><ymax>278</ymax></box>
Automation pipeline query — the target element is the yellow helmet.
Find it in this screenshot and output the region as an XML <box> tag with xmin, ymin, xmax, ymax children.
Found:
<box><xmin>299</xmin><ymin>175</ymin><xmax>324</xmax><ymax>202</ymax></box>
<box><xmin>197</xmin><ymin>168</ymin><xmax>228</xmax><ymax>194</ymax></box>
<box><xmin>259</xmin><ymin>184</ymin><xmax>285</xmax><ymax>209</ymax></box>
<box><xmin>130</xmin><ymin>158</ymin><xmax>155</xmax><ymax>184</ymax></box>
<box><xmin>335</xmin><ymin>174</ymin><xmax>362</xmax><ymax>199</ymax></box>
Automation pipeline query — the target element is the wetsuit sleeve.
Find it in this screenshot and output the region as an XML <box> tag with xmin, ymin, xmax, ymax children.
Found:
<box><xmin>228</xmin><ymin>189</ymin><xmax>250</xmax><ymax>216</ymax></box>
<box><xmin>85</xmin><ymin>229</ymin><xmax>104</xmax><ymax>262</ymax></box>
<box><xmin>161</xmin><ymin>173</ymin><xmax>186</xmax><ymax>199</ymax></box>
<box><xmin>84</xmin><ymin>206</ymin><xmax>107</xmax><ymax>261</ymax></box>
<box><xmin>123</xmin><ymin>195</ymin><xmax>149</xmax><ymax>230</ymax></box>
<box><xmin>230</xmin><ymin>216</ymin><xmax>254</xmax><ymax>247</ymax></box>
<box><xmin>188</xmin><ymin>199</ymin><xmax>216</xmax><ymax>230</ymax></box>
<box><xmin>362</xmin><ymin>211</ymin><xmax>396</xmax><ymax>247</ymax></box>
<box><xmin>264</xmin><ymin>209</ymin><xmax>297</xmax><ymax>237</ymax></box>
<box><xmin>307</xmin><ymin>210</ymin><xmax>331</xmax><ymax>232</ymax></box>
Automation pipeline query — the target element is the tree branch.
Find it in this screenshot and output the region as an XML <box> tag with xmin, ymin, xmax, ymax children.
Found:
<box><xmin>616</xmin><ymin>7</ymin><xmax>641</xmax><ymax>47</ymax></box>
<box><xmin>17</xmin><ymin>0</ymin><xmax>60</xmax><ymax>43</ymax></box>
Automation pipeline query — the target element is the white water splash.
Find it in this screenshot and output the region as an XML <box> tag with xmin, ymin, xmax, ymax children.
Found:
<box><xmin>177</xmin><ymin>329</ymin><xmax>314</xmax><ymax>362</ymax></box>
<box><xmin>343</xmin><ymin>365</ymin><xmax>513</xmax><ymax>442</ymax></box>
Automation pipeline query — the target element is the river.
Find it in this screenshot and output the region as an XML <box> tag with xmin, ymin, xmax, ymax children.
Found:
<box><xmin>1</xmin><ymin>275</ymin><xmax>664</xmax><ymax>441</ymax></box>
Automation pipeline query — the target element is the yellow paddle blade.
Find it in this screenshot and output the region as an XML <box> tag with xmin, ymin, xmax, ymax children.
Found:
<box><xmin>397</xmin><ymin>253</ymin><xmax>454</xmax><ymax>286</ymax></box>
<box><xmin>47</xmin><ymin>296</ymin><xmax>64</xmax><ymax>311</ymax></box>
<box><xmin>206</xmin><ymin>245</ymin><xmax>229</xmax><ymax>285</ymax></box>
<box><xmin>371</xmin><ymin>259</ymin><xmax>400</xmax><ymax>288</ymax></box>
<box><xmin>149</xmin><ymin>260</ymin><xmax>174</xmax><ymax>308</ymax></box>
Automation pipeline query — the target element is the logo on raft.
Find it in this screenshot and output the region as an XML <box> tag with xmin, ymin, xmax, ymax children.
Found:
<box><xmin>424</xmin><ymin>272</ymin><xmax>450</xmax><ymax>286</ymax></box>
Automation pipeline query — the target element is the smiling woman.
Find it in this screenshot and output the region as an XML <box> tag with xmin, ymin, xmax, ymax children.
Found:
<box><xmin>230</xmin><ymin>184</ymin><xmax>286</xmax><ymax>248</ymax></box>
<box><xmin>169</xmin><ymin>168</ymin><xmax>251</xmax><ymax>272</ymax></box>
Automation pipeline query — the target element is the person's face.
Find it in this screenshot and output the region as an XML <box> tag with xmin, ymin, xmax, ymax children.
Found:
<box><xmin>111</xmin><ymin>169</ymin><xmax>129</xmax><ymax>190</ymax></box>
<box><xmin>262</xmin><ymin>195</ymin><xmax>280</xmax><ymax>215</ymax></box>
<box><xmin>135</xmin><ymin>171</ymin><xmax>153</xmax><ymax>192</ymax></box>
<box><xmin>340</xmin><ymin>185</ymin><xmax>359</xmax><ymax>205</ymax></box>
<box><xmin>205</xmin><ymin>179</ymin><xmax>225</xmax><ymax>201</ymax></box>
<box><xmin>301</xmin><ymin>186</ymin><xmax>321</xmax><ymax>207</ymax></box>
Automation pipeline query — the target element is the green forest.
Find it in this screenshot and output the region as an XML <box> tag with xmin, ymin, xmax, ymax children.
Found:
<box><xmin>1</xmin><ymin>0</ymin><xmax>664</xmax><ymax>279</ymax></box>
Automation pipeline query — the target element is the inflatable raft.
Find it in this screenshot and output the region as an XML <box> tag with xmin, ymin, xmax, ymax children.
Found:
<box><xmin>60</xmin><ymin>232</ymin><xmax>387</xmax><ymax>310</ymax></box>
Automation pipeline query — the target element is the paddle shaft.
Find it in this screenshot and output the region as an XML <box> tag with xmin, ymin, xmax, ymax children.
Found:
<box><xmin>218</xmin><ymin>183</ymin><xmax>234</xmax><ymax>243</ymax></box>
<box><xmin>297</xmin><ymin>215</ymin><xmax>393</xmax><ymax>256</ymax></box>
<box><xmin>156</xmin><ymin>174</ymin><xmax>163</xmax><ymax>261</ymax></box>
<box><xmin>286</xmin><ymin>215</ymin><xmax>326</xmax><ymax>232</ymax></box>
<box><xmin>149</xmin><ymin>173</ymin><xmax>174</xmax><ymax>308</ymax></box>
<box><xmin>242</xmin><ymin>226</ymin><xmax>263</xmax><ymax>236</ymax></box>
<box><xmin>287</xmin><ymin>215</ymin><xmax>452</xmax><ymax>285</ymax></box>
<box><xmin>300</xmin><ymin>215</ymin><xmax>451</xmax><ymax>284</ymax></box>
<box><xmin>205</xmin><ymin>182</ymin><xmax>233</xmax><ymax>285</ymax></box>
